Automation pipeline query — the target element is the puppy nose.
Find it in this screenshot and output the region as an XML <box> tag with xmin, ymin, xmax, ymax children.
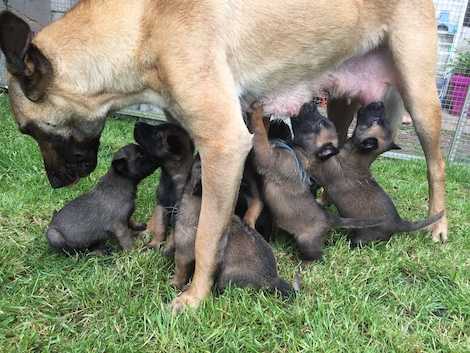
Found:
<box><xmin>369</xmin><ymin>116</ymin><xmax>382</xmax><ymax>126</ymax></box>
<box><xmin>316</xmin><ymin>143</ymin><xmax>339</xmax><ymax>161</ymax></box>
<box><xmin>367</xmin><ymin>101</ymin><xmax>385</xmax><ymax>115</ymax></box>
<box><xmin>73</xmin><ymin>151</ymin><xmax>87</xmax><ymax>163</ymax></box>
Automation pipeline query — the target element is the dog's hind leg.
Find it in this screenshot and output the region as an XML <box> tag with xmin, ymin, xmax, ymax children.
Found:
<box><xmin>296</xmin><ymin>230</ymin><xmax>324</xmax><ymax>262</ymax></box>
<box><xmin>388</xmin><ymin>6</ymin><xmax>447</xmax><ymax>242</ymax></box>
<box><xmin>146</xmin><ymin>205</ymin><xmax>168</xmax><ymax>249</ymax></box>
<box><xmin>162</xmin><ymin>229</ymin><xmax>176</xmax><ymax>257</ymax></box>
<box><xmin>45</xmin><ymin>227</ymin><xmax>67</xmax><ymax>250</ymax></box>
<box><xmin>113</xmin><ymin>223</ymin><xmax>135</xmax><ymax>251</ymax></box>
<box><xmin>172</xmin><ymin>252</ymin><xmax>194</xmax><ymax>290</ymax></box>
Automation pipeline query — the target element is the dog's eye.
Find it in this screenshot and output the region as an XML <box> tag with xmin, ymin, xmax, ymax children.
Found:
<box><xmin>45</xmin><ymin>122</ymin><xmax>57</xmax><ymax>128</ymax></box>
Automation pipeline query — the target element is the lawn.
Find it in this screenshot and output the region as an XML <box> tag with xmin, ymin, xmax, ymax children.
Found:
<box><xmin>0</xmin><ymin>92</ymin><xmax>469</xmax><ymax>353</ymax></box>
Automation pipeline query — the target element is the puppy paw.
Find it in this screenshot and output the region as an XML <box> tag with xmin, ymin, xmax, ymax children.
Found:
<box><xmin>145</xmin><ymin>239</ymin><xmax>163</xmax><ymax>250</ymax></box>
<box><xmin>162</xmin><ymin>243</ymin><xmax>175</xmax><ymax>258</ymax></box>
<box><xmin>431</xmin><ymin>214</ymin><xmax>448</xmax><ymax>243</ymax></box>
<box><xmin>133</xmin><ymin>223</ymin><xmax>147</xmax><ymax>232</ymax></box>
<box><xmin>170</xmin><ymin>276</ymin><xmax>187</xmax><ymax>291</ymax></box>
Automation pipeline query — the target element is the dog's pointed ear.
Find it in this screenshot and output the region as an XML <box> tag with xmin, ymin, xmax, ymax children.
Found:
<box><xmin>0</xmin><ymin>11</ymin><xmax>32</xmax><ymax>76</ymax></box>
<box><xmin>387</xmin><ymin>142</ymin><xmax>402</xmax><ymax>151</ymax></box>
<box><xmin>166</xmin><ymin>134</ymin><xmax>184</xmax><ymax>156</ymax></box>
<box><xmin>0</xmin><ymin>11</ymin><xmax>52</xmax><ymax>101</ymax></box>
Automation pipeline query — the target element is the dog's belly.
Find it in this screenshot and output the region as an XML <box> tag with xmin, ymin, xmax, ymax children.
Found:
<box><xmin>242</xmin><ymin>48</ymin><xmax>398</xmax><ymax>116</ymax></box>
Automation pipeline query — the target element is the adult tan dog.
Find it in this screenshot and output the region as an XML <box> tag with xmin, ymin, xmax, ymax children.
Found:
<box><xmin>0</xmin><ymin>0</ymin><xmax>446</xmax><ymax>311</ymax></box>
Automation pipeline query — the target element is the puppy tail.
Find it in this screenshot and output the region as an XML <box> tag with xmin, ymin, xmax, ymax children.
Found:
<box><xmin>328</xmin><ymin>214</ymin><xmax>386</xmax><ymax>230</ymax></box>
<box><xmin>394</xmin><ymin>211</ymin><xmax>444</xmax><ymax>233</ymax></box>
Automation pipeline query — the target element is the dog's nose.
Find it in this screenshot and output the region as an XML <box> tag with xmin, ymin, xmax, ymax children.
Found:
<box><xmin>316</xmin><ymin>143</ymin><xmax>339</xmax><ymax>161</ymax></box>
<box><xmin>73</xmin><ymin>151</ymin><xmax>87</xmax><ymax>163</ymax></box>
<box><xmin>367</xmin><ymin>101</ymin><xmax>385</xmax><ymax>115</ymax></box>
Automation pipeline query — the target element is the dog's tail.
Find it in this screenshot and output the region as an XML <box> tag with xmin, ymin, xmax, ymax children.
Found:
<box><xmin>393</xmin><ymin>211</ymin><xmax>444</xmax><ymax>233</ymax></box>
<box><xmin>273</xmin><ymin>271</ymin><xmax>301</xmax><ymax>298</ymax></box>
<box><xmin>328</xmin><ymin>213</ymin><xmax>386</xmax><ymax>230</ymax></box>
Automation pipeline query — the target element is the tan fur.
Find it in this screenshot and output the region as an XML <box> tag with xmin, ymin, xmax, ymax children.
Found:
<box><xmin>4</xmin><ymin>0</ymin><xmax>446</xmax><ymax>311</ymax></box>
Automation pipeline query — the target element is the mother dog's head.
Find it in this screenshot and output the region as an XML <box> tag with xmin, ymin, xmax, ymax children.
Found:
<box><xmin>0</xmin><ymin>11</ymin><xmax>105</xmax><ymax>188</ymax></box>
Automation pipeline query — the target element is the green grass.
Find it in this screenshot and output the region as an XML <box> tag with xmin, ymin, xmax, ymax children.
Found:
<box><xmin>0</xmin><ymin>92</ymin><xmax>469</xmax><ymax>353</ymax></box>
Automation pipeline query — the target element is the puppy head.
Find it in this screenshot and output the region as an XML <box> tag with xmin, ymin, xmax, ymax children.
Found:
<box><xmin>353</xmin><ymin>102</ymin><xmax>401</xmax><ymax>154</ymax></box>
<box><xmin>111</xmin><ymin>144</ymin><xmax>159</xmax><ymax>182</ymax></box>
<box><xmin>134</xmin><ymin>122</ymin><xmax>194</xmax><ymax>161</ymax></box>
<box><xmin>292</xmin><ymin>103</ymin><xmax>339</xmax><ymax>161</ymax></box>
<box><xmin>268</xmin><ymin>119</ymin><xmax>293</xmax><ymax>142</ymax></box>
<box><xmin>187</xmin><ymin>156</ymin><xmax>202</xmax><ymax>196</ymax></box>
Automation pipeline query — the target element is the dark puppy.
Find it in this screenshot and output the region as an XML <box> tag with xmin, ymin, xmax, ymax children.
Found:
<box><xmin>295</xmin><ymin>102</ymin><xmax>443</xmax><ymax>246</ymax></box>
<box><xmin>46</xmin><ymin>144</ymin><xmax>159</xmax><ymax>253</ymax></box>
<box><xmin>249</xmin><ymin>103</ymin><xmax>384</xmax><ymax>261</ymax></box>
<box><xmin>172</xmin><ymin>157</ymin><xmax>294</xmax><ymax>297</ymax></box>
<box><xmin>134</xmin><ymin>121</ymin><xmax>195</xmax><ymax>252</ymax></box>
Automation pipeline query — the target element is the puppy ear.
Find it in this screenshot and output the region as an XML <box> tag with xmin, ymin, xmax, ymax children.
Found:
<box><xmin>192</xmin><ymin>180</ymin><xmax>202</xmax><ymax>196</ymax></box>
<box><xmin>166</xmin><ymin>134</ymin><xmax>184</xmax><ymax>156</ymax></box>
<box><xmin>316</xmin><ymin>143</ymin><xmax>339</xmax><ymax>161</ymax></box>
<box><xmin>112</xmin><ymin>157</ymin><xmax>128</xmax><ymax>175</ymax></box>
<box><xmin>112</xmin><ymin>149</ymin><xmax>129</xmax><ymax>175</ymax></box>
<box><xmin>387</xmin><ymin>142</ymin><xmax>402</xmax><ymax>151</ymax></box>
<box><xmin>0</xmin><ymin>11</ymin><xmax>52</xmax><ymax>101</ymax></box>
<box><xmin>358</xmin><ymin>137</ymin><xmax>379</xmax><ymax>152</ymax></box>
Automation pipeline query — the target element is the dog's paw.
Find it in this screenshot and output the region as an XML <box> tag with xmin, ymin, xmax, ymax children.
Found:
<box><xmin>170</xmin><ymin>276</ymin><xmax>187</xmax><ymax>291</ymax></box>
<box><xmin>133</xmin><ymin>223</ymin><xmax>147</xmax><ymax>232</ymax></box>
<box><xmin>145</xmin><ymin>239</ymin><xmax>163</xmax><ymax>250</ymax></box>
<box><xmin>170</xmin><ymin>290</ymin><xmax>204</xmax><ymax>314</ymax></box>
<box><xmin>431</xmin><ymin>214</ymin><xmax>448</xmax><ymax>243</ymax></box>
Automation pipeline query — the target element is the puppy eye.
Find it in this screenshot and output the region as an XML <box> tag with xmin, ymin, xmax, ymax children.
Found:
<box><xmin>45</xmin><ymin>122</ymin><xmax>57</xmax><ymax>128</ymax></box>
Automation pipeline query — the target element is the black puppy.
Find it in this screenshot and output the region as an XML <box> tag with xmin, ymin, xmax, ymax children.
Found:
<box><xmin>172</xmin><ymin>157</ymin><xmax>295</xmax><ymax>297</ymax></box>
<box><xmin>46</xmin><ymin>144</ymin><xmax>159</xmax><ymax>253</ymax></box>
<box><xmin>134</xmin><ymin>121</ymin><xmax>195</xmax><ymax>252</ymax></box>
<box><xmin>294</xmin><ymin>102</ymin><xmax>444</xmax><ymax>246</ymax></box>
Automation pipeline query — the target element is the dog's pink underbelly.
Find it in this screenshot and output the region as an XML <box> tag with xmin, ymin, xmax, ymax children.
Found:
<box><xmin>256</xmin><ymin>49</ymin><xmax>398</xmax><ymax>116</ymax></box>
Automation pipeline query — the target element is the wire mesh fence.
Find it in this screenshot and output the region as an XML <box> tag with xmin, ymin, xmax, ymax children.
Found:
<box><xmin>0</xmin><ymin>0</ymin><xmax>469</xmax><ymax>163</ymax></box>
<box><xmin>434</xmin><ymin>0</ymin><xmax>470</xmax><ymax>163</ymax></box>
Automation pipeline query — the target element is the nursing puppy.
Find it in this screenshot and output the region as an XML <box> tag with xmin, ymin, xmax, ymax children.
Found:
<box><xmin>172</xmin><ymin>157</ymin><xmax>294</xmax><ymax>297</ymax></box>
<box><xmin>294</xmin><ymin>102</ymin><xmax>444</xmax><ymax>246</ymax></box>
<box><xmin>249</xmin><ymin>104</ymin><xmax>384</xmax><ymax>261</ymax></box>
<box><xmin>237</xmin><ymin>117</ymin><xmax>293</xmax><ymax>241</ymax></box>
<box><xmin>134</xmin><ymin>122</ymin><xmax>195</xmax><ymax>252</ymax></box>
<box><xmin>46</xmin><ymin>144</ymin><xmax>159</xmax><ymax>253</ymax></box>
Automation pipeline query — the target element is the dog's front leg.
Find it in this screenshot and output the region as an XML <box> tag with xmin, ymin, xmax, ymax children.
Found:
<box><xmin>249</xmin><ymin>104</ymin><xmax>276</xmax><ymax>172</ymax></box>
<box><xmin>242</xmin><ymin>160</ymin><xmax>264</xmax><ymax>228</ymax></box>
<box><xmin>165</xmin><ymin>68</ymin><xmax>252</xmax><ymax>312</ymax></box>
<box><xmin>327</xmin><ymin>97</ymin><xmax>359</xmax><ymax>147</ymax></box>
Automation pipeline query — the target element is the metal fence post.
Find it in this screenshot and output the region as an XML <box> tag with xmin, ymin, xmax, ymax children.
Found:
<box><xmin>447</xmin><ymin>86</ymin><xmax>470</xmax><ymax>162</ymax></box>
